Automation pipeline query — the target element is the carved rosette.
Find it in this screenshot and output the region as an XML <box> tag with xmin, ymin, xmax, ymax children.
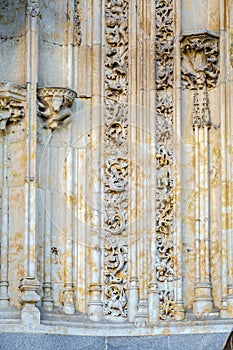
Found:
<box><xmin>37</xmin><ymin>87</ymin><xmax>77</xmax><ymax>130</ymax></box>
<box><xmin>0</xmin><ymin>81</ymin><xmax>26</xmax><ymax>133</ymax></box>
<box><xmin>104</xmin><ymin>0</ymin><xmax>129</xmax><ymax>319</ymax></box>
<box><xmin>155</xmin><ymin>0</ymin><xmax>175</xmax><ymax>320</ymax></box>
<box><xmin>181</xmin><ymin>33</ymin><xmax>219</xmax><ymax>90</ymax></box>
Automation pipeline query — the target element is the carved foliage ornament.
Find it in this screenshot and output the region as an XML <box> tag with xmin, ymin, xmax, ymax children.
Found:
<box><xmin>0</xmin><ymin>82</ymin><xmax>26</xmax><ymax>132</ymax></box>
<box><xmin>37</xmin><ymin>87</ymin><xmax>77</xmax><ymax>130</ymax></box>
<box><xmin>181</xmin><ymin>33</ymin><xmax>220</xmax><ymax>90</ymax></box>
<box><xmin>104</xmin><ymin>0</ymin><xmax>129</xmax><ymax>318</ymax></box>
<box><xmin>155</xmin><ymin>0</ymin><xmax>175</xmax><ymax>319</ymax></box>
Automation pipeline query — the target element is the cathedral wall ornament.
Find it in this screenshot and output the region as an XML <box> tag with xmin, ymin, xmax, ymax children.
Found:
<box><xmin>155</xmin><ymin>0</ymin><xmax>175</xmax><ymax>320</ymax></box>
<box><xmin>181</xmin><ymin>31</ymin><xmax>220</xmax><ymax>316</ymax></box>
<box><xmin>37</xmin><ymin>87</ymin><xmax>77</xmax><ymax>130</ymax></box>
<box><xmin>0</xmin><ymin>0</ymin><xmax>232</xmax><ymax>341</ymax></box>
<box><xmin>104</xmin><ymin>0</ymin><xmax>129</xmax><ymax>319</ymax></box>
<box><xmin>181</xmin><ymin>32</ymin><xmax>220</xmax><ymax>90</ymax></box>
<box><xmin>0</xmin><ymin>82</ymin><xmax>26</xmax><ymax>133</ymax></box>
<box><xmin>0</xmin><ymin>82</ymin><xmax>26</xmax><ymax>310</ymax></box>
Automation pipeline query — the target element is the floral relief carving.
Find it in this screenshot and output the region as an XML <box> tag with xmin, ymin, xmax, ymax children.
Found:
<box><xmin>37</xmin><ymin>87</ymin><xmax>77</xmax><ymax>130</ymax></box>
<box><xmin>0</xmin><ymin>82</ymin><xmax>26</xmax><ymax>132</ymax></box>
<box><xmin>155</xmin><ymin>0</ymin><xmax>174</xmax><ymax>90</ymax></box>
<box><xmin>105</xmin><ymin>157</ymin><xmax>128</xmax><ymax>192</ymax></box>
<box><xmin>104</xmin><ymin>0</ymin><xmax>129</xmax><ymax>318</ymax></box>
<box><xmin>104</xmin><ymin>239</ymin><xmax>128</xmax><ymax>284</ymax></box>
<box><xmin>159</xmin><ymin>289</ymin><xmax>175</xmax><ymax>320</ymax></box>
<box><xmin>181</xmin><ymin>33</ymin><xmax>219</xmax><ymax>90</ymax></box>
<box><xmin>155</xmin><ymin>0</ymin><xmax>175</xmax><ymax>320</ymax></box>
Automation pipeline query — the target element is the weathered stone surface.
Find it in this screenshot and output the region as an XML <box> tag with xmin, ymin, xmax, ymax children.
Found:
<box><xmin>0</xmin><ymin>333</ymin><xmax>228</xmax><ymax>350</ymax></box>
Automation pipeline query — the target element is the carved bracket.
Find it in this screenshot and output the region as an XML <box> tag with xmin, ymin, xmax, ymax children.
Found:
<box><xmin>181</xmin><ymin>32</ymin><xmax>220</xmax><ymax>90</ymax></box>
<box><xmin>0</xmin><ymin>82</ymin><xmax>26</xmax><ymax>133</ymax></box>
<box><xmin>37</xmin><ymin>87</ymin><xmax>77</xmax><ymax>130</ymax></box>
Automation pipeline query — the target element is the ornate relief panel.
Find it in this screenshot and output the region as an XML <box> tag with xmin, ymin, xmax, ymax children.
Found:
<box><xmin>104</xmin><ymin>0</ymin><xmax>129</xmax><ymax>319</ymax></box>
<box><xmin>181</xmin><ymin>32</ymin><xmax>219</xmax><ymax>90</ymax></box>
<box><xmin>181</xmin><ymin>32</ymin><xmax>220</xmax><ymax>316</ymax></box>
<box><xmin>0</xmin><ymin>82</ymin><xmax>25</xmax><ymax>132</ymax></box>
<box><xmin>155</xmin><ymin>0</ymin><xmax>175</xmax><ymax>320</ymax></box>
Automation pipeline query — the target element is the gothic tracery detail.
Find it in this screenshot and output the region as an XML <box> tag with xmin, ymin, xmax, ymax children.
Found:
<box><xmin>74</xmin><ymin>0</ymin><xmax>82</xmax><ymax>46</ymax></box>
<box><xmin>155</xmin><ymin>0</ymin><xmax>175</xmax><ymax>320</ymax></box>
<box><xmin>104</xmin><ymin>0</ymin><xmax>129</xmax><ymax>318</ymax></box>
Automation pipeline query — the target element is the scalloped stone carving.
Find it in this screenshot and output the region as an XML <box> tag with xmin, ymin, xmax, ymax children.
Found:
<box><xmin>37</xmin><ymin>87</ymin><xmax>77</xmax><ymax>130</ymax></box>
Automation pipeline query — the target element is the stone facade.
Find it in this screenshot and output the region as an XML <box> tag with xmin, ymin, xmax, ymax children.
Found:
<box><xmin>0</xmin><ymin>0</ymin><xmax>232</xmax><ymax>347</ymax></box>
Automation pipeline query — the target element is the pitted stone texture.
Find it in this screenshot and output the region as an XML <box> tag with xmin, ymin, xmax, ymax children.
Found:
<box><xmin>0</xmin><ymin>333</ymin><xmax>228</xmax><ymax>350</ymax></box>
<box><xmin>107</xmin><ymin>335</ymin><xmax>168</xmax><ymax>350</ymax></box>
<box><xmin>168</xmin><ymin>334</ymin><xmax>228</xmax><ymax>350</ymax></box>
<box><xmin>0</xmin><ymin>334</ymin><xmax>106</xmax><ymax>350</ymax></box>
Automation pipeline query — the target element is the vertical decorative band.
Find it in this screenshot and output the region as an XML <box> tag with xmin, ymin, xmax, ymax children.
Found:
<box><xmin>155</xmin><ymin>0</ymin><xmax>175</xmax><ymax>320</ymax></box>
<box><xmin>74</xmin><ymin>0</ymin><xmax>82</xmax><ymax>46</ymax></box>
<box><xmin>104</xmin><ymin>0</ymin><xmax>129</xmax><ymax>319</ymax></box>
<box><xmin>180</xmin><ymin>32</ymin><xmax>219</xmax><ymax>316</ymax></box>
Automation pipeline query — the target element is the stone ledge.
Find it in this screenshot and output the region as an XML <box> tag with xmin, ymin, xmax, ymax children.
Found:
<box><xmin>0</xmin><ymin>320</ymin><xmax>232</xmax><ymax>338</ymax></box>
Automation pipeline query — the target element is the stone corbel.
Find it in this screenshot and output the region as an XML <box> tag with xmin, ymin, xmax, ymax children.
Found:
<box><xmin>37</xmin><ymin>87</ymin><xmax>77</xmax><ymax>130</ymax></box>
<box><xmin>180</xmin><ymin>32</ymin><xmax>219</xmax><ymax>90</ymax></box>
<box><xmin>0</xmin><ymin>81</ymin><xmax>26</xmax><ymax>133</ymax></box>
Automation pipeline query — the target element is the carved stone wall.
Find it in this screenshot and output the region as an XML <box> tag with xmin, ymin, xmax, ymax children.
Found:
<box><xmin>0</xmin><ymin>0</ymin><xmax>233</xmax><ymax>343</ymax></box>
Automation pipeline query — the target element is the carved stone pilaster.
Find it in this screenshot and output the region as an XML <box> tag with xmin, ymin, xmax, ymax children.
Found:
<box><xmin>148</xmin><ymin>282</ymin><xmax>160</xmax><ymax>324</ymax></box>
<box><xmin>155</xmin><ymin>0</ymin><xmax>175</xmax><ymax>320</ymax></box>
<box><xmin>19</xmin><ymin>277</ymin><xmax>40</xmax><ymax>325</ymax></box>
<box><xmin>181</xmin><ymin>32</ymin><xmax>220</xmax><ymax>90</ymax></box>
<box><xmin>104</xmin><ymin>0</ymin><xmax>129</xmax><ymax>320</ymax></box>
<box><xmin>37</xmin><ymin>87</ymin><xmax>77</xmax><ymax>130</ymax></box>
<box><xmin>135</xmin><ymin>299</ymin><xmax>149</xmax><ymax>327</ymax></box>
<box><xmin>42</xmin><ymin>282</ymin><xmax>53</xmax><ymax>312</ymax></box>
<box><xmin>62</xmin><ymin>283</ymin><xmax>75</xmax><ymax>315</ymax></box>
<box><xmin>0</xmin><ymin>82</ymin><xmax>26</xmax><ymax>310</ymax></box>
<box><xmin>181</xmin><ymin>32</ymin><xmax>219</xmax><ymax>317</ymax></box>
<box><xmin>88</xmin><ymin>284</ymin><xmax>103</xmax><ymax>322</ymax></box>
<box><xmin>192</xmin><ymin>89</ymin><xmax>213</xmax><ymax>316</ymax></box>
